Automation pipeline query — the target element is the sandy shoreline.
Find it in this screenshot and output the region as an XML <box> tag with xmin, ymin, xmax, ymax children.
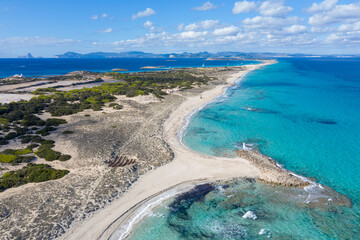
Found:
<box><xmin>59</xmin><ymin>61</ymin><xmax>275</xmax><ymax>240</ymax></box>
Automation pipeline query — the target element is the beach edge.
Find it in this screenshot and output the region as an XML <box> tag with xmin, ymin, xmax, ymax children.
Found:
<box><xmin>59</xmin><ymin>60</ymin><xmax>276</xmax><ymax>240</ymax></box>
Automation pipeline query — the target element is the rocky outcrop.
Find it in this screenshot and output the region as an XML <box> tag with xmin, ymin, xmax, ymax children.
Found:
<box><xmin>236</xmin><ymin>150</ymin><xmax>310</xmax><ymax>187</ymax></box>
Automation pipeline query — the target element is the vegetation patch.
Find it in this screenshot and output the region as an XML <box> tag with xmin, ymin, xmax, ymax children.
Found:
<box><xmin>0</xmin><ymin>118</ymin><xmax>9</xmax><ymax>124</ymax></box>
<box><xmin>0</xmin><ymin>146</ymin><xmax>35</xmax><ymax>165</ymax></box>
<box><xmin>59</xmin><ymin>155</ymin><xmax>71</xmax><ymax>161</ymax></box>
<box><xmin>0</xmin><ymin>163</ymin><xmax>69</xmax><ymax>192</ymax></box>
<box><xmin>20</xmin><ymin>135</ymin><xmax>44</xmax><ymax>144</ymax></box>
<box><xmin>0</xmin><ymin>154</ymin><xmax>16</xmax><ymax>163</ymax></box>
<box><xmin>62</xmin><ymin>130</ymin><xmax>74</xmax><ymax>135</ymax></box>
<box><xmin>45</xmin><ymin>118</ymin><xmax>67</xmax><ymax>126</ymax></box>
<box><xmin>33</xmin><ymin>87</ymin><xmax>58</xmax><ymax>95</ymax></box>
<box><xmin>34</xmin><ymin>140</ymin><xmax>70</xmax><ymax>162</ymax></box>
<box><xmin>109</xmin><ymin>103</ymin><xmax>123</xmax><ymax>110</ymax></box>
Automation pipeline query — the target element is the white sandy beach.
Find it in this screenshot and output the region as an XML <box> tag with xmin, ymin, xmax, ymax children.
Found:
<box><xmin>60</xmin><ymin>61</ymin><xmax>275</xmax><ymax>240</ymax></box>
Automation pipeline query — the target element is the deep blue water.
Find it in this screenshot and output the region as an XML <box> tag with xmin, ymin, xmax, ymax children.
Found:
<box><xmin>0</xmin><ymin>58</ymin><xmax>255</xmax><ymax>78</ymax></box>
<box><xmin>127</xmin><ymin>58</ymin><xmax>360</xmax><ymax>239</ymax></box>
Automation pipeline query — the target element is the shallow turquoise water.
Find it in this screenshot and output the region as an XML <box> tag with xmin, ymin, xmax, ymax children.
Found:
<box><xmin>129</xmin><ymin>181</ymin><xmax>359</xmax><ymax>240</ymax></box>
<box><xmin>127</xmin><ymin>58</ymin><xmax>360</xmax><ymax>239</ymax></box>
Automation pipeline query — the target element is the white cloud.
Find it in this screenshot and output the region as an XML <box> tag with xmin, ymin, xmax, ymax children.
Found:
<box><xmin>91</xmin><ymin>13</ymin><xmax>109</xmax><ymax>20</ymax></box>
<box><xmin>184</xmin><ymin>20</ymin><xmax>219</xmax><ymax>31</ymax></box>
<box><xmin>308</xmin><ymin>2</ymin><xmax>360</xmax><ymax>26</ymax></box>
<box><xmin>325</xmin><ymin>33</ymin><xmax>341</xmax><ymax>42</ymax></box>
<box><xmin>213</xmin><ymin>26</ymin><xmax>240</xmax><ymax>36</ymax></box>
<box><xmin>144</xmin><ymin>20</ymin><xmax>153</xmax><ymax>28</ymax></box>
<box><xmin>324</xmin><ymin>32</ymin><xmax>360</xmax><ymax>44</ymax></box>
<box><xmin>180</xmin><ymin>31</ymin><xmax>208</xmax><ymax>39</ymax></box>
<box><xmin>97</xmin><ymin>28</ymin><xmax>114</xmax><ymax>33</ymax></box>
<box><xmin>310</xmin><ymin>26</ymin><xmax>334</xmax><ymax>33</ymax></box>
<box><xmin>243</xmin><ymin>16</ymin><xmax>299</xmax><ymax>29</ymax></box>
<box><xmin>283</xmin><ymin>25</ymin><xmax>307</xmax><ymax>34</ymax></box>
<box><xmin>232</xmin><ymin>1</ymin><xmax>257</xmax><ymax>14</ymax></box>
<box><xmin>132</xmin><ymin>8</ymin><xmax>156</xmax><ymax>20</ymax></box>
<box><xmin>214</xmin><ymin>32</ymin><xmax>257</xmax><ymax>44</ymax></box>
<box><xmin>307</xmin><ymin>0</ymin><xmax>338</xmax><ymax>13</ymax></box>
<box><xmin>192</xmin><ymin>1</ymin><xmax>217</xmax><ymax>11</ymax></box>
<box><xmin>338</xmin><ymin>21</ymin><xmax>360</xmax><ymax>32</ymax></box>
<box><xmin>259</xmin><ymin>0</ymin><xmax>293</xmax><ymax>17</ymax></box>
<box><xmin>0</xmin><ymin>36</ymin><xmax>78</xmax><ymax>47</ymax></box>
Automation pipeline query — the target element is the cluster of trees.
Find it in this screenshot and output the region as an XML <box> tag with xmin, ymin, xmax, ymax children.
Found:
<box><xmin>34</xmin><ymin>140</ymin><xmax>71</xmax><ymax>161</ymax></box>
<box><xmin>0</xmin><ymin>69</ymin><xmax>211</xmax><ymax>191</ymax></box>
<box><xmin>103</xmin><ymin>70</ymin><xmax>210</xmax><ymax>98</ymax></box>
<box><xmin>0</xmin><ymin>139</ymin><xmax>71</xmax><ymax>164</ymax></box>
<box><xmin>0</xmin><ymin>163</ymin><xmax>69</xmax><ymax>192</ymax></box>
<box><xmin>0</xmin><ymin>144</ymin><xmax>37</xmax><ymax>165</ymax></box>
<box><xmin>0</xmin><ymin>114</ymin><xmax>68</xmax><ymax>146</ymax></box>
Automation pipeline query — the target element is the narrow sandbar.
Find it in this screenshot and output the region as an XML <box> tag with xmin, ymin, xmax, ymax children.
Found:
<box><xmin>60</xmin><ymin>60</ymin><xmax>276</xmax><ymax>240</ymax></box>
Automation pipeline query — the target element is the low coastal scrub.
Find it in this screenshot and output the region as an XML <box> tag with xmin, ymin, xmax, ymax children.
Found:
<box><xmin>0</xmin><ymin>140</ymin><xmax>71</xmax><ymax>164</ymax></box>
<box><xmin>59</xmin><ymin>155</ymin><xmax>71</xmax><ymax>161</ymax></box>
<box><xmin>33</xmin><ymin>87</ymin><xmax>57</xmax><ymax>95</ymax></box>
<box><xmin>0</xmin><ymin>146</ymin><xmax>35</xmax><ymax>165</ymax></box>
<box><xmin>34</xmin><ymin>140</ymin><xmax>71</xmax><ymax>162</ymax></box>
<box><xmin>0</xmin><ymin>163</ymin><xmax>69</xmax><ymax>192</ymax></box>
<box><xmin>0</xmin><ymin>70</ymin><xmax>208</xmax><ymax>164</ymax></box>
<box><xmin>62</xmin><ymin>130</ymin><xmax>74</xmax><ymax>135</ymax></box>
<box><xmin>102</xmin><ymin>70</ymin><xmax>209</xmax><ymax>98</ymax></box>
<box><xmin>108</xmin><ymin>103</ymin><xmax>123</xmax><ymax>110</ymax></box>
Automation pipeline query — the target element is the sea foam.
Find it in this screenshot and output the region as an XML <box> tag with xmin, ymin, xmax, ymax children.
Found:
<box><xmin>110</xmin><ymin>184</ymin><xmax>196</xmax><ymax>240</ymax></box>
<box><xmin>242</xmin><ymin>211</ymin><xmax>257</xmax><ymax>220</ymax></box>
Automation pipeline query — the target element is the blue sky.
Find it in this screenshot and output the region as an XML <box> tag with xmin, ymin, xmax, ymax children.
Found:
<box><xmin>0</xmin><ymin>0</ymin><xmax>360</xmax><ymax>57</ymax></box>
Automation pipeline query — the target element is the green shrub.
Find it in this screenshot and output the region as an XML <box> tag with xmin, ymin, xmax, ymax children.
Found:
<box><xmin>44</xmin><ymin>151</ymin><xmax>61</xmax><ymax>161</ymax></box>
<box><xmin>2</xmin><ymin>149</ymin><xmax>16</xmax><ymax>155</ymax></box>
<box><xmin>14</xmin><ymin>148</ymin><xmax>32</xmax><ymax>155</ymax></box>
<box><xmin>0</xmin><ymin>138</ymin><xmax>9</xmax><ymax>145</ymax></box>
<box><xmin>4</xmin><ymin>132</ymin><xmax>17</xmax><ymax>140</ymax></box>
<box><xmin>37</xmin><ymin>144</ymin><xmax>55</xmax><ymax>152</ymax></box>
<box><xmin>108</xmin><ymin>103</ymin><xmax>118</xmax><ymax>107</ymax></box>
<box><xmin>0</xmin><ymin>163</ymin><xmax>69</xmax><ymax>192</ymax></box>
<box><xmin>20</xmin><ymin>135</ymin><xmax>44</xmax><ymax>144</ymax></box>
<box><xmin>0</xmin><ymin>118</ymin><xmax>9</xmax><ymax>124</ymax></box>
<box><xmin>59</xmin><ymin>155</ymin><xmax>71</xmax><ymax>161</ymax></box>
<box><xmin>27</xmin><ymin>143</ymin><xmax>39</xmax><ymax>150</ymax></box>
<box><xmin>109</xmin><ymin>103</ymin><xmax>124</xmax><ymax>110</ymax></box>
<box><xmin>35</xmin><ymin>149</ymin><xmax>61</xmax><ymax>161</ymax></box>
<box><xmin>62</xmin><ymin>130</ymin><xmax>74</xmax><ymax>135</ymax></box>
<box><xmin>45</xmin><ymin>118</ymin><xmax>67</xmax><ymax>127</ymax></box>
<box><xmin>0</xmin><ymin>154</ymin><xmax>16</xmax><ymax>163</ymax></box>
<box><xmin>33</xmin><ymin>87</ymin><xmax>57</xmax><ymax>95</ymax></box>
<box><xmin>11</xmin><ymin>156</ymin><xmax>34</xmax><ymax>165</ymax></box>
<box><xmin>20</xmin><ymin>115</ymin><xmax>45</xmax><ymax>127</ymax></box>
<box><xmin>36</xmin><ymin>126</ymin><xmax>56</xmax><ymax>136</ymax></box>
<box><xmin>41</xmin><ymin>140</ymin><xmax>55</xmax><ymax>145</ymax></box>
<box><xmin>113</xmin><ymin>104</ymin><xmax>123</xmax><ymax>110</ymax></box>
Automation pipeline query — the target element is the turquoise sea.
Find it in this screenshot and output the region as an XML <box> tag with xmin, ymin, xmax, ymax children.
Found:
<box><xmin>0</xmin><ymin>58</ymin><xmax>255</xmax><ymax>78</ymax></box>
<box><xmin>126</xmin><ymin>58</ymin><xmax>360</xmax><ymax>239</ymax></box>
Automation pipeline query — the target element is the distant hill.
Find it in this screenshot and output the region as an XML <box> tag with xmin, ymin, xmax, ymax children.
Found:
<box><xmin>54</xmin><ymin>51</ymin><xmax>360</xmax><ymax>59</ymax></box>
<box><xmin>18</xmin><ymin>53</ymin><xmax>35</xmax><ymax>58</ymax></box>
<box><xmin>55</xmin><ymin>51</ymin><xmax>169</xmax><ymax>58</ymax></box>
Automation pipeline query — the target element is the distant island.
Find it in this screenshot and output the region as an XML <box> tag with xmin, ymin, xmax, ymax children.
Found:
<box><xmin>53</xmin><ymin>51</ymin><xmax>360</xmax><ymax>59</ymax></box>
<box><xmin>17</xmin><ymin>53</ymin><xmax>35</xmax><ymax>59</ymax></box>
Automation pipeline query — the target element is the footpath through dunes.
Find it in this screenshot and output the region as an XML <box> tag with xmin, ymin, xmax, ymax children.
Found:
<box><xmin>61</xmin><ymin>61</ymin><xmax>274</xmax><ymax>240</ymax></box>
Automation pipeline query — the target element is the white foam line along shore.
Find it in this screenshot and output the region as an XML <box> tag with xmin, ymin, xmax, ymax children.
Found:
<box><xmin>60</xmin><ymin>60</ymin><xmax>276</xmax><ymax>240</ymax></box>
